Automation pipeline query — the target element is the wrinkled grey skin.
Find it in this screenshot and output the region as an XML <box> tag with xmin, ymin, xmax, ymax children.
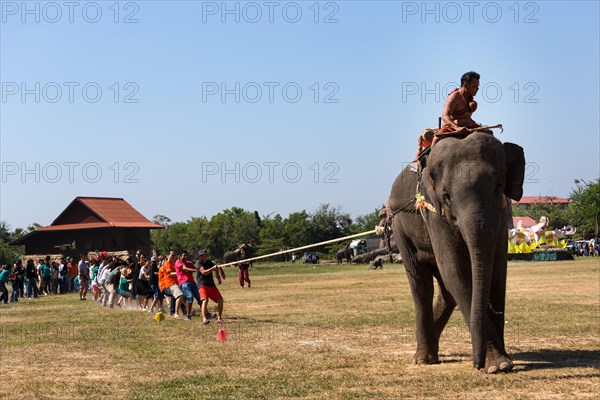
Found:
<box><xmin>389</xmin><ymin>133</ymin><xmax>525</xmax><ymax>373</ymax></box>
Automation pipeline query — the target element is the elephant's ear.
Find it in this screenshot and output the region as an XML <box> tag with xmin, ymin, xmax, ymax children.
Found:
<box><xmin>503</xmin><ymin>142</ymin><xmax>525</xmax><ymax>201</ymax></box>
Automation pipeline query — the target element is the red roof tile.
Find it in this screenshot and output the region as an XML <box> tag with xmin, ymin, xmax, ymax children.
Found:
<box><xmin>50</xmin><ymin>197</ymin><xmax>163</xmax><ymax>229</ymax></box>
<box><xmin>10</xmin><ymin>197</ymin><xmax>163</xmax><ymax>245</ymax></box>
<box><xmin>511</xmin><ymin>196</ymin><xmax>571</xmax><ymax>205</ymax></box>
<box><xmin>39</xmin><ymin>222</ymin><xmax>113</xmax><ymax>231</ymax></box>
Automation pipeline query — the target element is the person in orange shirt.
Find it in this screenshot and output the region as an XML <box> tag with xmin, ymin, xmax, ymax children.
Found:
<box><xmin>68</xmin><ymin>257</ymin><xmax>78</xmax><ymax>293</ymax></box>
<box><xmin>159</xmin><ymin>251</ymin><xmax>184</xmax><ymax>318</ymax></box>
<box><xmin>148</xmin><ymin>256</ymin><xmax>164</xmax><ymax>313</ymax></box>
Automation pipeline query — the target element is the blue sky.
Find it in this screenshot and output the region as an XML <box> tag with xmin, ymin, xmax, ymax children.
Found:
<box><xmin>1</xmin><ymin>0</ymin><xmax>599</xmax><ymax>229</ymax></box>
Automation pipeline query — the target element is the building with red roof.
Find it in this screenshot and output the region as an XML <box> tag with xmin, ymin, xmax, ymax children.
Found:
<box><xmin>511</xmin><ymin>196</ymin><xmax>571</xmax><ymax>209</ymax></box>
<box><xmin>11</xmin><ymin>197</ymin><xmax>164</xmax><ymax>254</ymax></box>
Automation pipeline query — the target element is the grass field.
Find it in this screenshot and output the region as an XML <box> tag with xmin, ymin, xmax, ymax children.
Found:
<box><xmin>1</xmin><ymin>257</ymin><xmax>598</xmax><ymax>399</ymax></box>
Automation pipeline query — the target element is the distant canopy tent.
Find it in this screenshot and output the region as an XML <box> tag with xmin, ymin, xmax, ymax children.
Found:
<box><xmin>10</xmin><ymin>197</ymin><xmax>164</xmax><ymax>255</ymax></box>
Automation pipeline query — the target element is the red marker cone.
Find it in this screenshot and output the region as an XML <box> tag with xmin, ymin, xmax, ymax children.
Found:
<box><xmin>217</xmin><ymin>327</ymin><xmax>228</xmax><ymax>343</ymax></box>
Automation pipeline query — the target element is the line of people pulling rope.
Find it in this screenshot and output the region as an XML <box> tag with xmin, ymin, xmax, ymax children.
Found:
<box><xmin>93</xmin><ymin>250</ymin><xmax>228</xmax><ymax>324</ymax></box>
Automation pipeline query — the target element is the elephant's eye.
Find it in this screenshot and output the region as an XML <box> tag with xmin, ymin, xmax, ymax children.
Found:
<box><xmin>442</xmin><ymin>191</ymin><xmax>451</xmax><ymax>204</ymax></box>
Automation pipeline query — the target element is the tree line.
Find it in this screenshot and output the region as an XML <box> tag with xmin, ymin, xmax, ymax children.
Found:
<box><xmin>511</xmin><ymin>179</ymin><xmax>600</xmax><ymax>240</ymax></box>
<box><xmin>150</xmin><ymin>203</ymin><xmax>382</xmax><ymax>260</ymax></box>
<box><xmin>153</xmin><ymin>178</ymin><xmax>600</xmax><ymax>260</ymax></box>
<box><xmin>2</xmin><ymin>178</ymin><xmax>598</xmax><ymax>264</ymax></box>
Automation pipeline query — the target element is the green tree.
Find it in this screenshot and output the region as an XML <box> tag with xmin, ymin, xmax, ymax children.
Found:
<box><xmin>0</xmin><ymin>221</ymin><xmax>25</xmax><ymax>265</ymax></box>
<box><xmin>304</xmin><ymin>204</ymin><xmax>352</xmax><ymax>255</ymax></box>
<box><xmin>0</xmin><ymin>221</ymin><xmax>11</xmax><ymax>242</ymax></box>
<box><xmin>0</xmin><ymin>241</ymin><xmax>19</xmax><ymax>265</ymax></box>
<box><xmin>186</xmin><ymin>216</ymin><xmax>210</xmax><ymax>254</ymax></box>
<box><xmin>159</xmin><ymin>222</ymin><xmax>190</xmax><ymax>254</ymax></box>
<box><xmin>513</xmin><ymin>203</ymin><xmax>570</xmax><ymax>230</ymax></box>
<box><xmin>258</xmin><ymin>213</ymin><xmax>286</xmax><ymax>255</ymax></box>
<box><xmin>568</xmin><ymin>179</ymin><xmax>600</xmax><ymax>239</ymax></box>
<box><xmin>152</xmin><ymin>214</ymin><xmax>172</xmax><ymax>227</ymax></box>
<box><xmin>511</xmin><ymin>204</ymin><xmax>528</xmax><ymax>217</ymax></box>
<box><xmin>10</xmin><ymin>228</ymin><xmax>26</xmax><ymax>241</ymax></box>
<box><xmin>150</xmin><ymin>214</ymin><xmax>172</xmax><ymax>254</ymax></box>
<box><xmin>542</xmin><ymin>205</ymin><xmax>571</xmax><ymax>230</ymax></box>
<box><xmin>283</xmin><ymin>211</ymin><xmax>312</xmax><ymax>248</ymax></box>
<box><xmin>351</xmin><ymin>206</ymin><xmax>384</xmax><ymax>234</ymax></box>
<box><xmin>206</xmin><ymin>207</ymin><xmax>260</xmax><ymax>258</ymax></box>
<box><xmin>26</xmin><ymin>222</ymin><xmax>42</xmax><ymax>233</ymax></box>
<box><xmin>309</xmin><ymin>204</ymin><xmax>352</xmax><ymax>242</ymax></box>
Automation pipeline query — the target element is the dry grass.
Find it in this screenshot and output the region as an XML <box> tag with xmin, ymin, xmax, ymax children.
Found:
<box><xmin>1</xmin><ymin>257</ymin><xmax>598</xmax><ymax>399</ymax></box>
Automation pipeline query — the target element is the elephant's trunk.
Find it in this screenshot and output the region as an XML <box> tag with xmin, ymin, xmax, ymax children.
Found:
<box><xmin>461</xmin><ymin>212</ymin><xmax>499</xmax><ymax>369</ymax></box>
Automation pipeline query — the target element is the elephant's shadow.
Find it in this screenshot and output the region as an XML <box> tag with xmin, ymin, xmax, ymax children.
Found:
<box><xmin>512</xmin><ymin>349</ymin><xmax>600</xmax><ymax>372</ymax></box>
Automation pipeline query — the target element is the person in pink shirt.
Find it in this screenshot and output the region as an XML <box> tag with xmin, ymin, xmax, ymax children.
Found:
<box><xmin>175</xmin><ymin>251</ymin><xmax>201</xmax><ymax>321</ymax></box>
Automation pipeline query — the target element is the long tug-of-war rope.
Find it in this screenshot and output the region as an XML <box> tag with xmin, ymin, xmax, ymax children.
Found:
<box><xmin>197</xmin><ymin>229</ymin><xmax>379</xmax><ymax>342</ymax></box>
<box><xmin>217</xmin><ymin>229</ymin><xmax>378</xmax><ymax>268</ymax></box>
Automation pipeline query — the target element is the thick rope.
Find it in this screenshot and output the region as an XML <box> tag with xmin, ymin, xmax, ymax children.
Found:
<box><xmin>218</xmin><ymin>229</ymin><xmax>378</xmax><ymax>267</ymax></box>
<box><xmin>415</xmin><ymin>193</ymin><xmax>437</xmax><ymax>213</ymax></box>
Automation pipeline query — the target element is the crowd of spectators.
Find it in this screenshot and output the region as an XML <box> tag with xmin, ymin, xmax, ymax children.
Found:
<box><xmin>569</xmin><ymin>240</ymin><xmax>599</xmax><ymax>257</ymax></box>
<box><xmin>0</xmin><ymin>255</ymin><xmax>80</xmax><ymax>301</ymax></box>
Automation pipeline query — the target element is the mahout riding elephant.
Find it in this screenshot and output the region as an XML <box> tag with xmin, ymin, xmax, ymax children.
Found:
<box><xmin>389</xmin><ymin>132</ymin><xmax>525</xmax><ymax>373</ymax></box>
<box><xmin>336</xmin><ymin>245</ymin><xmax>353</xmax><ymax>264</ymax></box>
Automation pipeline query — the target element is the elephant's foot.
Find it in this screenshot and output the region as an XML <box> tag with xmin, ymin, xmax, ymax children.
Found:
<box><xmin>414</xmin><ymin>349</ymin><xmax>439</xmax><ymax>365</ymax></box>
<box><xmin>481</xmin><ymin>345</ymin><xmax>514</xmax><ymax>374</ymax></box>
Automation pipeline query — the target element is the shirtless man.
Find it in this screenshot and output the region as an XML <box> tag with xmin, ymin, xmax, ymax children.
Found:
<box><xmin>441</xmin><ymin>71</ymin><xmax>481</xmax><ymax>131</ymax></box>
<box><xmin>397</xmin><ymin>71</ymin><xmax>486</xmax><ymax>214</ymax></box>
<box><xmin>416</xmin><ymin>71</ymin><xmax>484</xmax><ymax>154</ymax></box>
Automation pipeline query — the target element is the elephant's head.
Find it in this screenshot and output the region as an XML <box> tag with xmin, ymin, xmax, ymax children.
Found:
<box><xmin>419</xmin><ymin>133</ymin><xmax>525</xmax><ymax>226</ymax></box>
<box><xmin>418</xmin><ymin>132</ymin><xmax>525</xmax><ymax>368</ymax></box>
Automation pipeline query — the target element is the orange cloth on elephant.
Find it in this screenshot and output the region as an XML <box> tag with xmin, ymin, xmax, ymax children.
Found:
<box><xmin>415</xmin><ymin>126</ymin><xmax>457</xmax><ymax>160</ymax></box>
<box><xmin>415</xmin><ymin>130</ymin><xmax>432</xmax><ymax>160</ymax></box>
<box><xmin>436</xmin><ymin>124</ymin><xmax>458</xmax><ymax>135</ymax></box>
<box><xmin>415</xmin><ymin>125</ymin><xmax>464</xmax><ymax>160</ymax></box>
<box><xmin>414</xmin><ymin>89</ymin><xmax>476</xmax><ymax>159</ymax></box>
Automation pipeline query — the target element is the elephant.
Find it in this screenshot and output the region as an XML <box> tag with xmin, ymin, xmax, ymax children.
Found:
<box><xmin>224</xmin><ymin>244</ymin><xmax>256</xmax><ymax>265</ymax></box>
<box><xmin>223</xmin><ymin>251</ymin><xmax>240</xmax><ymax>264</ymax></box>
<box><xmin>388</xmin><ymin>132</ymin><xmax>525</xmax><ymax>373</ymax></box>
<box><xmin>336</xmin><ymin>245</ymin><xmax>353</xmax><ymax>264</ymax></box>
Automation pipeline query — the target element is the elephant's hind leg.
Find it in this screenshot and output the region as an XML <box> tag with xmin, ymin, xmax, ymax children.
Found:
<box><xmin>433</xmin><ymin>277</ymin><xmax>456</xmax><ymax>342</ymax></box>
<box><xmin>404</xmin><ymin>258</ymin><xmax>440</xmax><ymax>365</ymax></box>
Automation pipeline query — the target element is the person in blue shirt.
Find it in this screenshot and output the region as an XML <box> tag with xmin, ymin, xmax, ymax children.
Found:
<box><xmin>0</xmin><ymin>264</ymin><xmax>11</xmax><ymax>304</ymax></box>
<box><xmin>117</xmin><ymin>268</ymin><xmax>133</xmax><ymax>308</ymax></box>
<box><xmin>41</xmin><ymin>260</ymin><xmax>52</xmax><ymax>296</ymax></box>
